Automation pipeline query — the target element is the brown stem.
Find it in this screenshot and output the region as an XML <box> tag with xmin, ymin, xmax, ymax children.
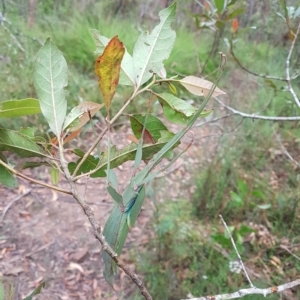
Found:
<box><xmin>0</xmin><ymin>159</ymin><xmax>72</xmax><ymax>195</ymax></box>
<box><xmin>58</xmin><ymin>140</ymin><xmax>153</xmax><ymax>299</ymax></box>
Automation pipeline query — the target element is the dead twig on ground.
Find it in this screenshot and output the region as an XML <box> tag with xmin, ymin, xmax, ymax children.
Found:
<box><xmin>1</xmin><ymin>189</ymin><xmax>32</xmax><ymax>222</ymax></box>
<box><xmin>183</xmin><ymin>216</ymin><xmax>300</xmax><ymax>300</ymax></box>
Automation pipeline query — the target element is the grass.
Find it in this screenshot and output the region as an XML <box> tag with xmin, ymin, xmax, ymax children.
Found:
<box><xmin>1</xmin><ymin>1</ymin><xmax>300</xmax><ymax>299</ymax></box>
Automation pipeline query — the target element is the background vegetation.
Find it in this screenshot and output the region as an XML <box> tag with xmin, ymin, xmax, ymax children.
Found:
<box><xmin>1</xmin><ymin>0</ymin><xmax>300</xmax><ymax>299</ymax></box>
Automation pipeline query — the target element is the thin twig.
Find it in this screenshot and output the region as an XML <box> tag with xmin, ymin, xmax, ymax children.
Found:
<box><xmin>182</xmin><ymin>279</ymin><xmax>300</xmax><ymax>300</ymax></box>
<box><xmin>215</xmin><ymin>98</ymin><xmax>300</xmax><ymax>121</ymax></box>
<box><xmin>58</xmin><ymin>134</ymin><xmax>153</xmax><ymax>299</ymax></box>
<box><xmin>1</xmin><ymin>189</ymin><xmax>32</xmax><ymax>222</ymax></box>
<box><xmin>285</xmin><ymin>20</ymin><xmax>300</xmax><ymax>108</ymax></box>
<box><xmin>25</xmin><ymin>241</ymin><xmax>54</xmax><ymax>257</ymax></box>
<box><xmin>273</xmin><ymin>128</ymin><xmax>300</xmax><ymax>168</ymax></box>
<box><xmin>280</xmin><ymin>245</ymin><xmax>300</xmax><ymax>261</ymax></box>
<box><xmin>219</xmin><ymin>215</ymin><xmax>254</xmax><ymax>288</ymax></box>
<box><xmin>0</xmin><ymin>160</ymin><xmax>72</xmax><ymax>195</ymax></box>
<box><xmin>72</xmin><ymin>76</ymin><xmax>157</xmax><ymax>180</ymax></box>
<box><xmin>195</xmin><ymin>114</ymin><xmax>232</xmax><ymax>127</ymax></box>
<box><xmin>1</xmin><ymin>0</ymin><xmax>5</xmax><ymax>19</ymax></box>
<box><xmin>230</xmin><ymin>42</ymin><xmax>299</xmax><ymax>82</ymax></box>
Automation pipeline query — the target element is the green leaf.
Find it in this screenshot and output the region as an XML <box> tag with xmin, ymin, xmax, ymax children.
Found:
<box><xmin>156</xmin><ymin>93</ymin><xmax>197</xmax><ymax>125</ymax></box>
<box><xmin>69</xmin><ymin>135</ymin><xmax>174</xmax><ymax>177</ymax></box>
<box><xmin>130</xmin><ymin>114</ymin><xmax>169</xmax><ymax>143</ymax></box>
<box><xmin>23</xmin><ymin>282</ymin><xmax>45</xmax><ymax>300</ymax></box>
<box><xmin>18</xmin><ymin>128</ymin><xmax>36</xmax><ymax>138</ymax></box>
<box><xmin>0</xmin><ymin>164</ymin><xmax>18</xmax><ymax>188</ymax></box>
<box><xmin>0</xmin><ymin>99</ymin><xmax>41</xmax><ymax>118</ymax></box>
<box><xmin>0</xmin><ymin>128</ymin><xmax>45</xmax><ymax>157</ymax></box>
<box><xmin>237</xmin><ymin>179</ymin><xmax>248</xmax><ymax>198</ymax></box>
<box><xmin>0</xmin><ymin>279</ymin><xmax>4</xmax><ymax>300</ymax></box>
<box><xmin>252</xmin><ymin>190</ymin><xmax>265</xmax><ymax>200</ymax></box>
<box><xmin>132</xmin><ymin>70</ymin><xmax>224</xmax><ymax>187</ymax></box>
<box><xmin>230</xmin><ymin>191</ymin><xmax>243</xmax><ymax>207</ymax></box>
<box><xmin>22</xmin><ymin>161</ymin><xmax>52</xmax><ymax>170</ymax></box>
<box><xmin>92</xmin><ymin>30</ymin><xmax>135</xmax><ymax>86</ymax></box>
<box><xmin>133</xmin><ymin>2</ymin><xmax>176</xmax><ymax>87</ymax></box>
<box><xmin>50</xmin><ymin>167</ymin><xmax>59</xmax><ymax>185</ymax></box>
<box><xmin>107</xmin><ymin>185</ymin><xmax>123</xmax><ymax>206</ymax></box>
<box><xmin>226</xmin><ymin>8</ymin><xmax>246</xmax><ymax>20</ymax></box>
<box><xmin>228</xmin><ymin>0</ymin><xmax>238</xmax><ymax>6</ymax></box>
<box><xmin>126</xmin><ymin>185</ymin><xmax>145</xmax><ymax>228</ymax></box>
<box><xmin>238</xmin><ymin>224</ymin><xmax>254</xmax><ymax>236</ymax></box>
<box><xmin>34</xmin><ymin>38</ymin><xmax>68</xmax><ymax>137</ymax></box>
<box><xmin>103</xmin><ymin>184</ymin><xmax>145</xmax><ymax>285</ymax></box>
<box><xmin>215</xmin><ymin>0</ymin><xmax>226</xmax><ymax>13</ymax></box>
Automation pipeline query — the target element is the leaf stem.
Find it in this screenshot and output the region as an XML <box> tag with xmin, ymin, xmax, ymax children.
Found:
<box><xmin>0</xmin><ymin>159</ymin><xmax>72</xmax><ymax>195</ymax></box>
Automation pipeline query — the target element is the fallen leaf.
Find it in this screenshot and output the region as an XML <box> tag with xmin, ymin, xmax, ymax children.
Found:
<box><xmin>68</xmin><ymin>262</ymin><xmax>85</xmax><ymax>274</ymax></box>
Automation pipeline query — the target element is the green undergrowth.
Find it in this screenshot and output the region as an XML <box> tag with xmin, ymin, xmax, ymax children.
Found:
<box><xmin>131</xmin><ymin>196</ymin><xmax>300</xmax><ymax>299</ymax></box>
<box><xmin>1</xmin><ymin>2</ymin><xmax>300</xmax><ymax>299</ymax></box>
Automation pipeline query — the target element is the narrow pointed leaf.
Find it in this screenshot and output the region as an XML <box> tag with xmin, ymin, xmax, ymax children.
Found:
<box><xmin>0</xmin><ymin>128</ymin><xmax>45</xmax><ymax>157</ymax></box>
<box><xmin>107</xmin><ymin>185</ymin><xmax>123</xmax><ymax>205</ymax></box>
<box><xmin>133</xmin><ymin>2</ymin><xmax>176</xmax><ymax>87</ymax></box>
<box><xmin>68</xmin><ymin>134</ymin><xmax>175</xmax><ymax>177</ymax></box>
<box><xmin>50</xmin><ymin>167</ymin><xmax>59</xmax><ymax>185</ymax></box>
<box><xmin>179</xmin><ymin>76</ymin><xmax>226</xmax><ymax>97</ymax></box>
<box><xmin>22</xmin><ymin>161</ymin><xmax>53</xmax><ymax>170</ymax></box>
<box><xmin>0</xmin><ymin>164</ymin><xmax>18</xmax><ymax>188</ymax></box>
<box><xmin>34</xmin><ymin>38</ymin><xmax>68</xmax><ymax>137</ymax></box>
<box><xmin>23</xmin><ymin>282</ymin><xmax>45</xmax><ymax>300</ymax></box>
<box><xmin>126</xmin><ymin>185</ymin><xmax>145</xmax><ymax>227</ymax></box>
<box><xmin>0</xmin><ymin>99</ymin><xmax>41</xmax><ymax>118</ymax></box>
<box><xmin>95</xmin><ymin>36</ymin><xmax>125</xmax><ymax>108</ymax></box>
<box><xmin>133</xmin><ymin>70</ymin><xmax>224</xmax><ymax>186</ymax></box>
<box><xmin>156</xmin><ymin>93</ymin><xmax>197</xmax><ymax>125</ymax></box>
<box><xmin>103</xmin><ymin>184</ymin><xmax>145</xmax><ymax>285</ymax></box>
<box><xmin>92</xmin><ymin>30</ymin><xmax>135</xmax><ymax>86</ymax></box>
<box><xmin>63</xmin><ymin>102</ymin><xmax>104</xmax><ymax>131</ymax></box>
<box><xmin>102</xmin><ymin>205</ymin><xmax>126</xmax><ymax>285</ymax></box>
<box><xmin>215</xmin><ymin>0</ymin><xmax>226</xmax><ymax>13</ymax></box>
<box><xmin>0</xmin><ymin>279</ymin><xmax>4</xmax><ymax>300</ymax></box>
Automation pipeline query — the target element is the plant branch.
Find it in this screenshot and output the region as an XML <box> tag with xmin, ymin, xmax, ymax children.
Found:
<box><xmin>72</xmin><ymin>76</ymin><xmax>157</xmax><ymax>180</ymax></box>
<box><xmin>182</xmin><ymin>279</ymin><xmax>300</xmax><ymax>300</ymax></box>
<box><xmin>285</xmin><ymin>20</ymin><xmax>300</xmax><ymax>108</ymax></box>
<box><xmin>230</xmin><ymin>42</ymin><xmax>299</xmax><ymax>82</ymax></box>
<box><xmin>58</xmin><ymin>143</ymin><xmax>153</xmax><ymax>299</ymax></box>
<box><xmin>0</xmin><ymin>159</ymin><xmax>72</xmax><ymax>195</ymax></box>
<box><xmin>219</xmin><ymin>215</ymin><xmax>254</xmax><ymax>287</ymax></box>
<box><xmin>183</xmin><ymin>216</ymin><xmax>300</xmax><ymax>299</ymax></box>
<box><xmin>215</xmin><ymin>98</ymin><xmax>300</xmax><ymax>121</ymax></box>
<box><xmin>273</xmin><ymin>128</ymin><xmax>300</xmax><ymax>168</ymax></box>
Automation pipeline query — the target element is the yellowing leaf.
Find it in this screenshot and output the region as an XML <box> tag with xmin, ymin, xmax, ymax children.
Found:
<box><xmin>95</xmin><ymin>36</ymin><xmax>125</xmax><ymax>109</ymax></box>
<box><xmin>179</xmin><ymin>76</ymin><xmax>226</xmax><ymax>97</ymax></box>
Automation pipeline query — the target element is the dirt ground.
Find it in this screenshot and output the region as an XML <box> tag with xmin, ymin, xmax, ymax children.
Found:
<box><xmin>0</xmin><ymin>122</ymin><xmax>218</xmax><ymax>300</ymax></box>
